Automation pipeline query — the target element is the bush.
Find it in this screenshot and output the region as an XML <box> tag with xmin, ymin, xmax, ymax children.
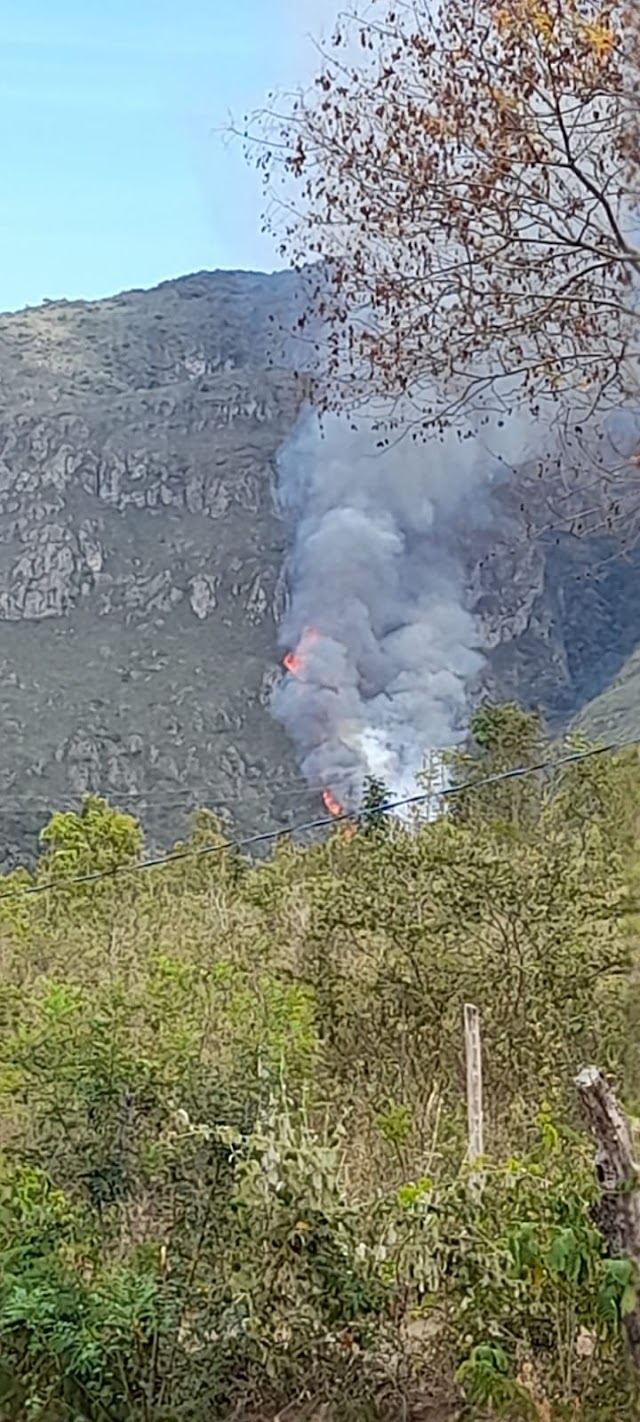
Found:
<box><xmin>0</xmin><ymin>717</ymin><xmax>638</xmax><ymax>1418</ymax></box>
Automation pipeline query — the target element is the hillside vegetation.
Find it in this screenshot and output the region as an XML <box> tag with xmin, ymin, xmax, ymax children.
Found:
<box><xmin>0</xmin><ymin>705</ymin><xmax>639</xmax><ymax>1420</ymax></box>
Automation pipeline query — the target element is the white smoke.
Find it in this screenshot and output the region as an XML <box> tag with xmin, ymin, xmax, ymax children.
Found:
<box><xmin>264</xmin><ymin>0</ymin><xmax>638</xmax><ymax>813</ymax></box>
<box><xmin>272</xmin><ymin>405</ymin><xmax>535</xmax><ymax>808</ymax></box>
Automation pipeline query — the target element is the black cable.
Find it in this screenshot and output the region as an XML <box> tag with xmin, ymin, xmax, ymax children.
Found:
<box><xmin>0</xmin><ymin>735</ymin><xmax>635</xmax><ymax>903</ymax></box>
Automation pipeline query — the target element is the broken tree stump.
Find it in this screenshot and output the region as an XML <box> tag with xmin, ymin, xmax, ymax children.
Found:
<box><xmin>575</xmin><ymin>1065</ymin><xmax>640</xmax><ymax>1369</ymax></box>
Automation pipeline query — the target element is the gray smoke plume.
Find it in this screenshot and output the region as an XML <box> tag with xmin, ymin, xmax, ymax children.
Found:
<box><xmin>272</xmin><ymin>406</ymin><xmax>532</xmax><ymax>808</ymax></box>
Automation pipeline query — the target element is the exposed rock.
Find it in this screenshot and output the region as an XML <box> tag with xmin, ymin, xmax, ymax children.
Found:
<box><xmin>0</xmin><ymin>270</ymin><xmax>313</xmax><ymax>866</ymax></box>
<box><xmin>189</xmin><ymin>575</ymin><xmax>218</xmax><ymax>619</ymax></box>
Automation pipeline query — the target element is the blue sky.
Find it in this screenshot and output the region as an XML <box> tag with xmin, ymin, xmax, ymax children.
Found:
<box><xmin>0</xmin><ymin>0</ymin><xmax>334</xmax><ymax>310</ymax></box>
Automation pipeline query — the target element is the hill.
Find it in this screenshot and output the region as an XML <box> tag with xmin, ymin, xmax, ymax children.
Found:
<box><xmin>0</xmin><ymin>268</ymin><xmax>637</xmax><ymax>863</ymax></box>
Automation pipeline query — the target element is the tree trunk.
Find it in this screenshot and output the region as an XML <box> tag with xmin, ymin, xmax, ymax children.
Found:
<box><xmin>575</xmin><ymin>1065</ymin><xmax>640</xmax><ymax>1369</ymax></box>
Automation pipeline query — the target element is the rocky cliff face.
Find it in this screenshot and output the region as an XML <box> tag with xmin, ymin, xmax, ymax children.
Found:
<box><xmin>0</xmin><ymin>269</ymin><xmax>636</xmax><ymax>866</ymax></box>
<box><xmin>0</xmin><ymin>270</ymin><xmax>315</xmax><ymax>865</ymax></box>
<box><xmin>463</xmin><ymin>510</ymin><xmax>640</xmax><ymax>733</ymax></box>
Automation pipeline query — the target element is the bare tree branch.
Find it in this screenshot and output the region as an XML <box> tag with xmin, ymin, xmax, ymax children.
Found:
<box><xmin>243</xmin><ymin>0</ymin><xmax>640</xmax><ymax>539</ymax></box>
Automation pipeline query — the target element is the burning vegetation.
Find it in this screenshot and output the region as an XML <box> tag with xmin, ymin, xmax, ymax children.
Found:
<box><xmin>283</xmin><ymin>635</ymin><xmax>350</xmax><ymax>824</ymax></box>
<box><xmin>321</xmin><ymin>788</ymin><xmax>343</xmax><ymax>818</ymax></box>
<box><xmin>281</xmin><ymin>626</ymin><xmax>320</xmax><ymax>680</ymax></box>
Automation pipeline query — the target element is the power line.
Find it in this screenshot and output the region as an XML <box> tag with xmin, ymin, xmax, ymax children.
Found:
<box><xmin>0</xmin><ymin>735</ymin><xmax>636</xmax><ymax>904</ymax></box>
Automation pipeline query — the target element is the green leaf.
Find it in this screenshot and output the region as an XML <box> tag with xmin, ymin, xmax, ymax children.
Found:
<box><xmin>547</xmin><ymin>1227</ymin><xmax>579</xmax><ymax>1279</ymax></box>
<box><xmin>604</xmin><ymin>1258</ymin><xmax>632</xmax><ymax>1287</ymax></box>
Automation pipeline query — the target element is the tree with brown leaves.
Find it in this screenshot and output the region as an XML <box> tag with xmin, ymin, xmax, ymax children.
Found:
<box><xmin>251</xmin><ymin>0</ymin><xmax>640</xmax><ymax>475</ymax></box>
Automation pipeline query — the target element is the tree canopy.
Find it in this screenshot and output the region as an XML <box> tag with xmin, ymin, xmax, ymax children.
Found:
<box><xmin>253</xmin><ymin>0</ymin><xmax>640</xmax><ymax>471</ymax></box>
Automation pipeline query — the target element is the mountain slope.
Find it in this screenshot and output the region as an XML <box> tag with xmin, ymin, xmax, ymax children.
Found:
<box><xmin>467</xmin><ymin>521</ymin><xmax>640</xmax><ymax>732</ymax></box>
<box><xmin>575</xmin><ymin>646</ymin><xmax>640</xmax><ymax>743</ymax></box>
<box><xmin>0</xmin><ymin>270</ymin><xmax>313</xmax><ymax>865</ymax></box>
<box><xmin>0</xmin><ymin>268</ymin><xmax>638</xmax><ymax>866</ymax></box>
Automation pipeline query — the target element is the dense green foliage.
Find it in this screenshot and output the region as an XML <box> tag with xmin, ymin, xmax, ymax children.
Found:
<box><xmin>1</xmin><ymin>706</ymin><xmax>640</xmax><ymax>1420</ymax></box>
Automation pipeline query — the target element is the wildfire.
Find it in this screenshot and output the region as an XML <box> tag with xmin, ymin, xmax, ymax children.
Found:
<box><xmin>281</xmin><ymin>629</ymin><xmax>354</xmax><ymax>840</ymax></box>
<box><xmin>322</xmin><ymin>788</ymin><xmax>354</xmax><ymax>840</ymax></box>
<box><xmin>282</xmin><ymin>626</ymin><xmax>320</xmax><ymax>679</ymax></box>
<box><xmin>322</xmin><ymin>788</ymin><xmax>343</xmax><ymax>817</ymax></box>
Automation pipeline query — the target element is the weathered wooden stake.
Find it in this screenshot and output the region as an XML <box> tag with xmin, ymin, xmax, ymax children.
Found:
<box><xmin>576</xmin><ymin>1066</ymin><xmax>640</xmax><ymax>1370</ymax></box>
<box><xmin>464</xmin><ymin>1003</ymin><xmax>484</xmax><ymax>1187</ymax></box>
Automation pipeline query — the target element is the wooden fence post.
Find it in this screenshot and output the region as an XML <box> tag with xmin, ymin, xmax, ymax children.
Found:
<box><xmin>464</xmin><ymin>1003</ymin><xmax>484</xmax><ymax>1188</ymax></box>
<box><xmin>575</xmin><ymin>1065</ymin><xmax>640</xmax><ymax>1370</ymax></box>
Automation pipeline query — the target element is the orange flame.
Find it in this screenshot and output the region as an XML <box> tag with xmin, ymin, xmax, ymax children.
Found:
<box><xmin>282</xmin><ymin>626</ymin><xmax>320</xmax><ymax>679</ymax></box>
<box><xmin>322</xmin><ymin>789</ymin><xmax>355</xmax><ymax>840</ymax></box>
<box><xmin>322</xmin><ymin>789</ymin><xmax>343</xmax><ymax>818</ymax></box>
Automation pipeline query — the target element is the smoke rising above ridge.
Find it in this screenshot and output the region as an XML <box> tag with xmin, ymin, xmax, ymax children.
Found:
<box><xmin>272</xmin><ymin>407</ymin><xmax>524</xmax><ymax>807</ymax></box>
